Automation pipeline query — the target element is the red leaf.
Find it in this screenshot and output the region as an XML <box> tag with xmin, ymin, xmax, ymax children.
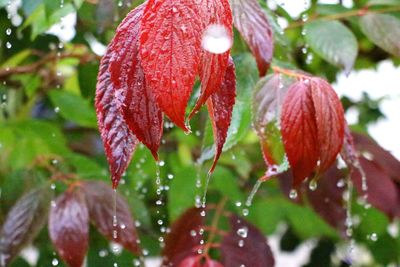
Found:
<box><xmin>281</xmin><ymin>78</ymin><xmax>345</xmax><ymax>186</ymax></box>
<box><xmin>310</xmin><ymin>78</ymin><xmax>345</xmax><ymax>173</ymax></box>
<box><xmin>82</xmin><ymin>181</ymin><xmax>140</xmax><ymax>254</ymax></box>
<box><xmin>253</xmin><ymin>74</ymin><xmax>293</xmax><ymax>169</ymax></box>
<box><xmin>352</xmin><ymin>157</ymin><xmax>400</xmax><ymax>218</ymax></box>
<box><xmin>189</xmin><ymin>0</ymin><xmax>233</xmax><ymax>119</ymax></box>
<box><xmin>281</xmin><ymin>81</ymin><xmax>319</xmax><ymax>186</ymax></box>
<box><xmin>231</xmin><ymin>0</ymin><xmax>273</xmax><ymax>76</ymax></box>
<box><xmin>109</xmin><ymin>4</ymin><xmax>163</xmax><ymax>160</ymax></box>
<box><xmin>140</xmin><ymin>0</ymin><xmax>202</xmax><ymax>131</ymax></box>
<box><xmin>95</xmin><ymin>34</ymin><xmax>138</xmax><ymax>188</ymax></box>
<box><xmin>162</xmin><ymin>208</ymin><xmax>204</xmax><ymax>266</ymax></box>
<box><xmin>0</xmin><ymin>187</ymin><xmax>52</xmax><ymax>266</ymax></box>
<box><xmin>220</xmin><ymin>215</ymin><xmax>275</xmax><ymax>267</ymax></box>
<box><xmin>207</xmin><ymin>57</ymin><xmax>236</xmax><ymax>173</ymax></box>
<box><xmin>179</xmin><ymin>256</ymin><xmax>223</xmax><ymax>267</ymax></box>
<box><xmin>48</xmin><ymin>189</ymin><xmax>89</xmax><ymax>267</ymax></box>
<box><xmin>352</xmin><ymin>132</ymin><xmax>400</xmax><ymax>182</ymax></box>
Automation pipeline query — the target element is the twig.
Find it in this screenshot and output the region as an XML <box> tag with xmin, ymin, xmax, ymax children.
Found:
<box><xmin>286</xmin><ymin>5</ymin><xmax>400</xmax><ymax>29</ymax></box>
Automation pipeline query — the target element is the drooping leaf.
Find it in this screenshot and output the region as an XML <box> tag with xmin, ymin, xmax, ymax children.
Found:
<box><xmin>281</xmin><ymin>77</ymin><xmax>345</xmax><ymax>185</ymax></box>
<box><xmin>109</xmin><ymin>4</ymin><xmax>163</xmax><ymax>160</ymax></box>
<box><xmin>359</xmin><ymin>13</ymin><xmax>400</xmax><ymax>57</ymax></box>
<box><xmin>252</xmin><ymin>73</ymin><xmax>293</xmax><ymax>172</ymax></box>
<box><xmin>189</xmin><ymin>0</ymin><xmax>233</xmax><ymax>118</ymax></box>
<box><xmin>281</xmin><ymin>80</ymin><xmax>319</xmax><ymax>186</ymax></box>
<box><xmin>95</xmin><ymin>34</ymin><xmax>138</xmax><ymax>189</ymax></box>
<box><xmin>310</xmin><ymin>78</ymin><xmax>345</xmax><ymax>174</ymax></box>
<box><xmin>207</xmin><ymin>57</ymin><xmax>236</xmax><ymax>173</ymax></box>
<box><xmin>304</xmin><ymin>20</ymin><xmax>358</xmax><ymax>74</ymax></box>
<box><xmin>162</xmin><ymin>208</ymin><xmax>203</xmax><ymax>266</ymax></box>
<box><xmin>231</xmin><ymin>0</ymin><xmax>274</xmax><ymax>76</ymax></box>
<box><xmin>352</xmin><ymin>157</ymin><xmax>400</xmax><ymax>218</ymax></box>
<box><xmin>0</xmin><ymin>186</ymin><xmax>52</xmax><ymax>266</ymax></box>
<box><xmin>48</xmin><ymin>189</ymin><xmax>89</xmax><ymax>267</ymax></box>
<box><xmin>140</xmin><ymin>0</ymin><xmax>202</xmax><ymax>131</ymax></box>
<box><xmin>81</xmin><ymin>181</ymin><xmax>140</xmax><ymax>254</ymax></box>
<box><xmin>220</xmin><ymin>215</ymin><xmax>275</xmax><ymax>267</ymax></box>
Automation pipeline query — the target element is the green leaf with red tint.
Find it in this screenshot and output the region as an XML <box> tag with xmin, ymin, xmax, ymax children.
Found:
<box><xmin>252</xmin><ymin>73</ymin><xmax>293</xmax><ymax>177</ymax></box>
<box><xmin>207</xmin><ymin>57</ymin><xmax>236</xmax><ymax>173</ymax></box>
<box><xmin>221</xmin><ymin>215</ymin><xmax>275</xmax><ymax>267</ymax></box>
<box><xmin>231</xmin><ymin>0</ymin><xmax>274</xmax><ymax>76</ymax></box>
<box><xmin>189</xmin><ymin>0</ymin><xmax>233</xmax><ymax>119</ymax></box>
<box><xmin>280</xmin><ymin>80</ymin><xmax>319</xmax><ymax>186</ymax></box>
<box><xmin>82</xmin><ymin>181</ymin><xmax>140</xmax><ymax>254</ymax></box>
<box><xmin>0</xmin><ymin>186</ymin><xmax>52</xmax><ymax>266</ymax></box>
<box><xmin>281</xmin><ymin>77</ymin><xmax>345</xmax><ymax>186</ymax></box>
<box><xmin>95</xmin><ymin>27</ymin><xmax>138</xmax><ymax>188</ymax></box>
<box><xmin>108</xmin><ymin>3</ymin><xmax>163</xmax><ymax>160</ymax></box>
<box><xmin>162</xmin><ymin>208</ymin><xmax>204</xmax><ymax>266</ymax></box>
<box><xmin>139</xmin><ymin>0</ymin><xmax>202</xmax><ymax>131</ymax></box>
<box><xmin>48</xmin><ymin>189</ymin><xmax>89</xmax><ymax>267</ymax></box>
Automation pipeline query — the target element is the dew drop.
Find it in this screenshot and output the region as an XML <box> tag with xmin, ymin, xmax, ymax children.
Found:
<box><xmin>289</xmin><ymin>189</ymin><xmax>298</xmax><ymax>199</ymax></box>
<box><xmin>201</xmin><ymin>24</ymin><xmax>232</xmax><ymax>54</ymax></box>
<box><xmin>237</xmin><ymin>227</ymin><xmax>248</xmax><ymax>238</ymax></box>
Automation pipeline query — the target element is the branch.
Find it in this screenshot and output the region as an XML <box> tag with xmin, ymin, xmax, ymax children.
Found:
<box><xmin>0</xmin><ymin>52</ymin><xmax>100</xmax><ymax>79</ymax></box>
<box><xmin>286</xmin><ymin>5</ymin><xmax>400</xmax><ymax>29</ymax></box>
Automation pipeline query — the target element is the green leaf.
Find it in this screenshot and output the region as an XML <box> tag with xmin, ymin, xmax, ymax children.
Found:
<box><xmin>167</xmin><ymin>166</ymin><xmax>198</xmax><ymax>221</ymax></box>
<box><xmin>200</xmin><ymin>53</ymin><xmax>258</xmax><ymax>163</ymax></box>
<box><xmin>368</xmin><ymin>0</ymin><xmax>400</xmax><ymax>5</ymax></box>
<box><xmin>0</xmin><ymin>50</ymin><xmax>32</xmax><ymax>68</ymax></box>
<box><xmin>360</xmin><ymin>13</ymin><xmax>400</xmax><ymax>57</ymax></box>
<box><xmin>305</xmin><ymin>20</ymin><xmax>358</xmax><ymax>74</ymax></box>
<box><xmin>66</xmin><ymin>153</ymin><xmax>107</xmax><ymax>179</ymax></box>
<box><xmin>49</xmin><ymin>90</ymin><xmax>97</xmax><ymax>128</ymax></box>
<box><xmin>211</xmin><ymin>166</ymin><xmax>245</xmax><ymax>203</ymax></box>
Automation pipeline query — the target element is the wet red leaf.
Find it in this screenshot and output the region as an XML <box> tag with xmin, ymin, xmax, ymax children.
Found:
<box><xmin>352</xmin><ymin>157</ymin><xmax>400</xmax><ymax>218</ymax></box>
<box><xmin>281</xmin><ymin>81</ymin><xmax>319</xmax><ymax>186</ymax></box>
<box><xmin>310</xmin><ymin>78</ymin><xmax>345</xmax><ymax>174</ymax></box>
<box><xmin>140</xmin><ymin>0</ymin><xmax>203</xmax><ymax>131</ymax></box>
<box><xmin>82</xmin><ymin>181</ymin><xmax>140</xmax><ymax>254</ymax></box>
<box><xmin>162</xmin><ymin>208</ymin><xmax>204</xmax><ymax>266</ymax></box>
<box><xmin>179</xmin><ymin>256</ymin><xmax>224</xmax><ymax>267</ymax></box>
<box><xmin>95</xmin><ymin>34</ymin><xmax>138</xmax><ymax>188</ymax></box>
<box><xmin>108</xmin><ymin>4</ymin><xmax>163</xmax><ymax>160</ymax></box>
<box><xmin>281</xmin><ymin>78</ymin><xmax>345</xmax><ymax>186</ymax></box>
<box><xmin>221</xmin><ymin>215</ymin><xmax>275</xmax><ymax>267</ymax></box>
<box><xmin>207</xmin><ymin>57</ymin><xmax>236</xmax><ymax>173</ymax></box>
<box><xmin>48</xmin><ymin>189</ymin><xmax>89</xmax><ymax>267</ymax></box>
<box><xmin>231</xmin><ymin>0</ymin><xmax>273</xmax><ymax>76</ymax></box>
<box><xmin>189</xmin><ymin>0</ymin><xmax>233</xmax><ymax>118</ymax></box>
<box><xmin>0</xmin><ymin>187</ymin><xmax>52</xmax><ymax>266</ymax></box>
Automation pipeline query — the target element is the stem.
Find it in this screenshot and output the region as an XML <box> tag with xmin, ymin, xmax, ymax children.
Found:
<box><xmin>286</xmin><ymin>5</ymin><xmax>400</xmax><ymax>29</ymax></box>
<box><xmin>272</xmin><ymin>66</ymin><xmax>311</xmax><ymax>80</ymax></box>
<box><xmin>203</xmin><ymin>196</ymin><xmax>228</xmax><ymax>255</ymax></box>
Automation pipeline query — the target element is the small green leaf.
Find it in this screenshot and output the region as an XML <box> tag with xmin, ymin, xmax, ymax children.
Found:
<box><xmin>305</xmin><ymin>20</ymin><xmax>358</xmax><ymax>74</ymax></box>
<box><xmin>360</xmin><ymin>13</ymin><xmax>400</xmax><ymax>57</ymax></box>
<box><xmin>49</xmin><ymin>90</ymin><xmax>97</xmax><ymax>128</ymax></box>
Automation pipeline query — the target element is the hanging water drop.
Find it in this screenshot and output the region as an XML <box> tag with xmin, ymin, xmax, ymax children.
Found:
<box><xmin>201</xmin><ymin>24</ymin><xmax>232</xmax><ymax>54</ymax></box>
<box><xmin>6</xmin><ymin>42</ymin><xmax>12</xmax><ymax>49</ymax></box>
<box><xmin>6</xmin><ymin>28</ymin><xmax>11</xmax><ymax>35</ymax></box>
<box><xmin>237</xmin><ymin>227</ymin><xmax>248</xmax><ymax>238</ymax></box>
<box><xmin>238</xmin><ymin>240</ymin><xmax>245</xmax><ymax>247</ymax></box>
<box><xmin>309</xmin><ymin>179</ymin><xmax>318</xmax><ymax>191</ymax></box>
<box><xmin>51</xmin><ymin>259</ymin><xmax>59</xmax><ymax>266</ymax></box>
<box><xmin>289</xmin><ymin>189</ymin><xmax>298</xmax><ymax>199</ymax></box>
<box><xmin>370</xmin><ymin>233</ymin><xmax>378</xmax><ymax>242</ymax></box>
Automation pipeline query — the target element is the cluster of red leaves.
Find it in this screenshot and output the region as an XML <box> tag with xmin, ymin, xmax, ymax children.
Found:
<box><xmin>162</xmin><ymin>208</ymin><xmax>274</xmax><ymax>267</ymax></box>
<box><xmin>95</xmin><ymin>0</ymin><xmax>274</xmax><ymax>188</ymax></box>
<box><xmin>0</xmin><ymin>181</ymin><xmax>140</xmax><ymax>267</ymax></box>
<box><xmin>279</xmin><ymin>131</ymin><xmax>400</xmax><ymax>233</ymax></box>
<box><xmin>253</xmin><ymin>72</ymin><xmax>345</xmax><ymax>186</ymax></box>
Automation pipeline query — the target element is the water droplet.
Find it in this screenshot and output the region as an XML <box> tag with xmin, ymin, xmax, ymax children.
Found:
<box><xmin>237</xmin><ymin>227</ymin><xmax>248</xmax><ymax>238</ymax></box>
<box><xmin>52</xmin><ymin>258</ymin><xmax>59</xmax><ymax>266</ymax></box>
<box><xmin>133</xmin><ymin>259</ymin><xmax>141</xmax><ymax>266</ymax></box>
<box><xmin>6</xmin><ymin>28</ymin><xmax>11</xmax><ymax>35</ymax></box>
<box><xmin>238</xmin><ymin>240</ymin><xmax>245</xmax><ymax>247</ymax></box>
<box><xmin>200</xmin><ymin>210</ymin><xmax>206</xmax><ymax>217</ymax></box>
<box><xmin>289</xmin><ymin>189</ymin><xmax>298</xmax><ymax>199</ymax></box>
<box><xmin>98</xmin><ymin>249</ymin><xmax>108</xmax><ymax>257</ymax></box>
<box><xmin>54</xmin><ymin>107</ymin><xmax>60</xmax><ymax>113</ymax></box>
<box><xmin>157</xmin><ymin>219</ymin><xmax>163</xmax><ymax>225</ymax></box>
<box><xmin>242</xmin><ymin>208</ymin><xmax>249</xmax><ymax>217</ymax></box>
<box><xmin>167</xmin><ymin>174</ymin><xmax>174</xmax><ymax>179</ymax></box>
<box><xmin>6</xmin><ymin>42</ymin><xmax>12</xmax><ymax>49</ymax></box>
<box><xmin>370</xmin><ymin>233</ymin><xmax>378</xmax><ymax>242</ymax></box>
<box><xmin>309</xmin><ymin>179</ymin><xmax>318</xmax><ymax>191</ymax></box>
<box><xmin>50</xmin><ymin>183</ymin><xmax>56</xmax><ymax>190</ymax></box>
<box><xmin>158</xmin><ymin>160</ymin><xmax>165</xmax><ymax>167</ymax></box>
<box><xmin>201</xmin><ymin>24</ymin><xmax>232</xmax><ymax>54</ymax></box>
<box><xmin>235</xmin><ymin>201</ymin><xmax>242</xmax><ymax>207</ymax></box>
<box><xmin>337</xmin><ymin>179</ymin><xmax>345</xmax><ymax>188</ymax></box>
<box><xmin>190</xmin><ymin>230</ymin><xmax>197</xmax><ymax>237</ymax></box>
<box><xmin>110</xmin><ymin>242</ymin><xmax>123</xmax><ymax>255</ymax></box>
